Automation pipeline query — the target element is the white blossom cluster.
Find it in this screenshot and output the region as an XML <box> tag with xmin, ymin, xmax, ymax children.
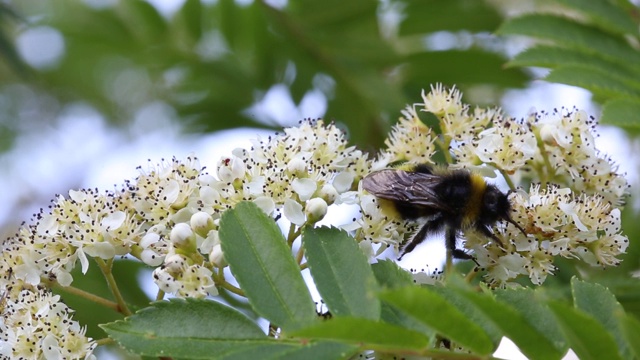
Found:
<box><xmin>381</xmin><ymin>84</ymin><xmax>629</xmax><ymax>286</ymax></box>
<box><xmin>0</xmin><ymin>274</ymin><xmax>96</xmax><ymax>359</ymax></box>
<box><xmin>0</xmin><ymin>85</ymin><xmax>631</xmax><ymax>357</ymax></box>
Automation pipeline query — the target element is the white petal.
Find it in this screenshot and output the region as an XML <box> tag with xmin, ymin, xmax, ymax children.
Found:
<box><xmin>84</xmin><ymin>242</ymin><xmax>116</xmax><ymax>259</ymax></box>
<box><xmin>161</xmin><ymin>180</ymin><xmax>180</xmax><ymax>205</ymax></box>
<box><xmin>253</xmin><ymin>196</ymin><xmax>275</xmax><ymax>215</ymax></box>
<box><xmin>55</xmin><ymin>270</ymin><xmax>73</xmax><ymax>287</ymax></box>
<box><xmin>101</xmin><ymin>211</ymin><xmax>126</xmax><ymax>230</ymax></box>
<box><xmin>247</xmin><ymin>176</ymin><xmax>265</xmax><ymax>195</ymax></box>
<box><xmin>140</xmin><ymin>232</ymin><xmax>161</xmax><ymax>248</ymax></box>
<box><xmin>42</xmin><ymin>334</ymin><xmax>62</xmax><ymax>360</ymax></box>
<box><xmin>36</xmin><ymin>213</ymin><xmax>58</xmax><ymax>236</ymax></box>
<box><xmin>141</xmin><ymin>249</ymin><xmax>164</xmax><ymax>266</ymax></box>
<box><xmin>333</xmin><ymin>171</ymin><xmax>354</xmax><ymax>193</ymax></box>
<box><xmin>77</xmin><ymin>247</ymin><xmax>90</xmax><ymax>274</ymax></box>
<box><xmin>291</xmin><ymin>178</ymin><xmax>317</xmax><ymax>201</ymax></box>
<box><xmin>284</xmin><ymin>199</ymin><xmax>306</xmax><ymax>225</ymax></box>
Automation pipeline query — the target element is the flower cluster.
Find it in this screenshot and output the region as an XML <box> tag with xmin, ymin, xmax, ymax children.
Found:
<box><xmin>0</xmin><ymin>276</ymin><xmax>96</xmax><ymax>359</ymax></box>
<box><xmin>376</xmin><ymin>84</ymin><xmax>628</xmax><ymax>286</ymax></box>
<box><xmin>0</xmin><ymin>85</ymin><xmax>631</xmax><ymax>357</ymax></box>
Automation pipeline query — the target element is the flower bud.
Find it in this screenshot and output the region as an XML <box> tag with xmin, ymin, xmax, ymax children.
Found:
<box><xmin>190</xmin><ymin>212</ymin><xmax>214</xmax><ymax>238</ymax></box>
<box><xmin>170</xmin><ymin>223</ymin><xmax>195</xmax><ymax>250</ymax></box>
<box><xmin>319</xmin><ymin>184</ymin><xmax>338</xmax><ymax>204</ymax></box>
<box><xmin>305</xmin><ymin>198</ymin><xmax>328</xmax><ymax>223</ymax></box>
<box><xmin>163</xmin><ymin>254</ymin><xmax>187</xmax><ymax>274</ymax></box>
<box><xmin>210</xmin><ymin>244</ymin><xmax>226</xmax><ymax>267</ymax></box>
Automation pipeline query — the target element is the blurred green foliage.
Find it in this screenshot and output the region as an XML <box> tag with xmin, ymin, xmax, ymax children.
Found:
<box><xmin>0</xmin><ymin>0</ymin><xmax>529</xmax><ymax>151</ymax></box>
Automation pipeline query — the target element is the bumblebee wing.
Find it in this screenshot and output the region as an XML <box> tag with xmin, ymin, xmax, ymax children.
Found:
<box><xmin>362</xmin><ymin>169</ymin><xmax>449</xmax><ymax>210</ymax></box>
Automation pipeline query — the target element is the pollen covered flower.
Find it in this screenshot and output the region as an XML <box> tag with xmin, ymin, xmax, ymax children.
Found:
<box><xmin>0</xmin><ymin>282</ymin><xmax>96</xmax><ymax>359</ymax></box>
<box><xmin>531</xmin><ymin>108</ymin><xmax>628</xmax><ymax>205</ymax></box>
<box><xmin>471</xmin><ymin>184</ymin><xmax>629</xmax><ymax>286</ymax></box>
<box><xmin>384</xmin><ymin>105</ymin><xmax>437</xmax><ymax>165</ymax></box>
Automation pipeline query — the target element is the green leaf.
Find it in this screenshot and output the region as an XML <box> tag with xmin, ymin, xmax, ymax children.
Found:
<box><xmin>548</xmin><ymin>301</ymin><xmax>623</xmax><ymax>360</ymax></box>
<box><xmin>120</xmin><ymin>0</ymin><xmax>168</xmax><ymax>42</ymax></box>
<box><xmin>219</xmin><ymin>201</ymin><xmax>316</xmax><ymax>331</ymax></box>
<box><xmin>215</xmin><ymin>340</ymin><xmax>357</xmax><ymax>360</ymax></box>
<box><xmin>380</xmin><ymin>286</ymin><xmax>493</xmax><ymax>355</ymax></box>
<box><xmin>266</xmin><ymin>341</ymin><xmax>358</xmax><ymax>360</ymax></box>
<box><xmin>399</xmin><ymin>0</ymin><xmax>502</xmax><ymax>34</ymax></box>
<box><xmin>101</xmin><ymin>298</ymin><xmax>268</xmax><ymax>358</ymax></box>
<box><xmin>601</xmin><ymin>98</ymin><xmax>640</xmax><ymax>129</ymax></box>
<box><xmin>454</xmin><ymin>288</ymin><xmax>565</xmax><ymax>360</ymax></box>
<box><xmin>495</xmin><ymin>288</ymin><xmax>567</xmax><ymax>353</ymax></box>
<box><xmin>405</xmin><ymin>50</ymin><xmax>529</xmax><ymax>88</ymax></box>
<box><xmin>302</xmin><ymin>226</ymin><xmax>380</xmax><ymax>320</ymax></box>
<box><xmin>617</xmin><ymin>312</ymin><xmax>640</xmax><ymax>359</ymax></box>
<box><xmin>498</xmin><ymin>14</ymin><xmax>640</xmax><ymax>65</ymax></box>
<box><xmin>554</xmin><ymin>0</ymin><xmax>638</xmax><ymax>36</ymax></box>
<box><xmin>430</xmin><ymin>287</ymin><xmax>502</xmax><ymax>345</ymax></box>
<box><xmin>508</xmin><ymin>46</ymin><xmax>640</xmax><ymax>80</ymax></box>
<box><xmin>379</xmin><ymin>302</ymin><xmax>435</xmax><ymax>337</ymax></box>
<box><xmin>546</xmin><ymin>65</ymin><xmax>640</xmax><ymax>98</ymax></box>
<box><xmin>177</xmin><ymin>0</ymin><xmax>203</xmax><ymax>42</ymax></box>
<box><xmin>371</xmin><ymin>259</ymin><xmax>414</xmax><ymax>288</ymax></box>
<box><xmin>571</xmin><ymin>278</ymin><xmax>631</xmax><ymax>359</ymax></box>
<box><xmin>291</xmin><ymin>317</ymin><xmax>430</xmax><ymax>352</ymax></box>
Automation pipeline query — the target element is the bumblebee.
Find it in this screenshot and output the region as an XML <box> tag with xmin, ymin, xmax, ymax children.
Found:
<box><xmin>362</xmin><ymin>164</ymin><xmax>526</xmax><ymax>262</ymax></box>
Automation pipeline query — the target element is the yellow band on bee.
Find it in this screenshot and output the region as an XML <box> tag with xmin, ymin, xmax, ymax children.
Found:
<box><xmin>464</xmin><ymin>173</ymin><xmax>487</xmax><ymax>227</ymax></box>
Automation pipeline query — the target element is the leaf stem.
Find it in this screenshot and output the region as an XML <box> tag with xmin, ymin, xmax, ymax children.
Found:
<box><xmin>94</xmin><ymin>338</ymin><xmax>114</xmax><ymax>346</ymax></box>
<box><xmin>95</xmin><ymin>258</ymin><xmax>132</xmax><ymax>316</ymax></box>
<box><xmin>155</xmin><ymin>289</ymin><xmax>165</xmax><ymax>301</ymax></box>
<box><xmin>296</xmin><ymin>243</ymin><xmax>305</xmax><ymax>265</ymax></box>
<box><xmin>498</xmin><ymin>168</ymin><xmax>516</xmax><ymax>191</ymax></box>
<box><xmin>54</xmin><ymin>284</ymin><xmax>119</xmax><ymax>311</ymax></box>
<box><xmin>219</xmin><ymin>280</ymin><xmax>245</xmax><ymax>297</ymax></box>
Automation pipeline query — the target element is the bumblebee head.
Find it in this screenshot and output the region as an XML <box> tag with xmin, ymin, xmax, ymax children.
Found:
<box><xmin>482</xmin><ymin>185</ymin><xmax>527</xmax><ymax>235</ymax></box>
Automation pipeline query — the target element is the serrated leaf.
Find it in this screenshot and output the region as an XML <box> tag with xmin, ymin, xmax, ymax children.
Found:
<box><xmin>120</xmin><ymin>0</ymin><xmax>168</xmax><ymax>42</ymax></box>
<box><xmin>302</xmin><ymin>226</ymin><xmax>380</xmax><ymax>320</ymax></box>
<box><xmin>405</xmin><ymin>50</ymin><xmax>529</xmax><ymax>88</ymax></box>
<box><xmin>268</xmin><ymin>340</ymin><xmax>358</xmax><ymax>360</ymax></box>
<box><xmin>454</xmin><ymin>288</ymin><xmax>565</xmax><ymax>360</ymax></box>
<box><xmin>508</xmin><ymin>46</ymin><xmax>640</xmax><ymax>80</ymax></box>
<box><xmin>571</xmin><ymin>278</ymin><xmax>631</xmax><ymax>359</ymax></box>
<box><xmin>101</xmin><ymin>298</ymin><xmax>268</xmax><ymax>358</ymax></box>
<box><xmin>495</xmin><ymin>288</ymin><xmax>566</xmax><ymax>353</ymax></box>
<box><xmin>291</xmin><ymin>317</ymin><xmax>429</xmax><ymax>352</ymax></box>
<box><xmin>371</xmin><ymin>259</ymin><xmax>414</xmax><ymax>288</ymax></box>
<box><xmin>555</xmin><ymin>0</ymin><xmax>638</xmax><ymax>36</ymax></box>
<box><xmin>546</xmin><ymin>65</ymin><xmax>640</xmax><ymax>98</ymax></box>
<box><xmin>399</xmin><ymin>0</ymin><xmax>502</xmax><ymax>34</ymax></box>
<box><xmin>548</xmin><ymin>301</ymin><xmax>623</xmax><ymax>360</ymax></box>
<box><xmin>219</xmin><ymin>201</ymin><xmax>316</xmax><ymax>331</ymax></box>
<box><xmin>177</xmin><ymin>0</ymin><xmax>203</xmax><ymax>41</ymax></box>
<box><xmin>215</xmin><ymin>340</ymin><xmax>356</xmax><ymax>360</ymax></box>
<box><xmin>379</xmin><ymin>302</ymin><xmax>435</xmax><ymax>337</ymax></box>
<box><xmin>498</xmin><ymin>14</ymin><xmax>640</xmax><ymax>65</ymax></box>
<box><xmin>430</xmin><ymin>287</ymin><xmax>502</xmax><ymax>345</ymax></box>
<box><xmin>601</xmin><ymin>98</ymin><xmax>640</xmax><ymax>128</ymax></box>
<box><xmin>380</xmin><ymin>286</ymin><xmax>493</xmax><ymax>355</ymax></box>
<box><xmin>617</xmin><ymin>312</ymin><xmax>640</xmax><ymax>359</ymax></box>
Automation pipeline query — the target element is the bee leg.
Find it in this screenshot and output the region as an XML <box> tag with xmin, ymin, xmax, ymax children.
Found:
<box><xmin>447</xmin><ymin>227</ymin><xmax>480</xmax><ymax>266</ymax></box>
<box><xmin>476</xmin><ymin>225</ymin><xmax>504</xmax><ymax>247</ymax></box>
<box><xmin>398</xmin><ymin>216</ymin><xmax>444</xmax><ymax>260</ymax></box>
